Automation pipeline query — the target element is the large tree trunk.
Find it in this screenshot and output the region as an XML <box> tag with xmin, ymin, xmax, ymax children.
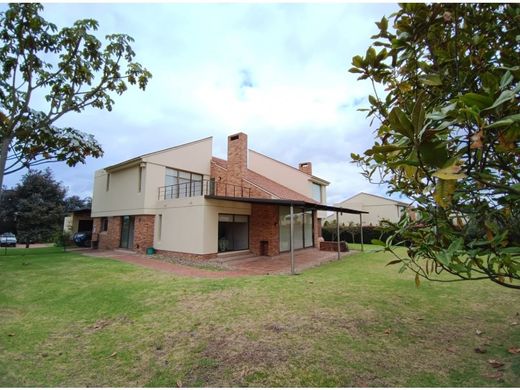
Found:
<box><xmin>0</xmin><ymin>137</ymin><xmax>11</xmax><ymax>198</ymax></box>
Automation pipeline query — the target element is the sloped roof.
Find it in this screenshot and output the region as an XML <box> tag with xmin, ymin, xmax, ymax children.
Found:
<box><xmin>105</xmin><ymin>137</ymin><xmax>213</xmax><ymax>172</ymax></box>
<box><xmin>341</xmin><ymin>192</ymin><xmax>411</xmax><ymax>207</ymax></box>
<box><xmin>211</xmin><ymin>157</ymin><xmax>317</xmax><ymax>203</ymax></box>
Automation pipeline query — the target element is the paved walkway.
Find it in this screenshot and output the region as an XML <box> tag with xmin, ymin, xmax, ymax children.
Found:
<box><xmin>78</xmin><ymin>248</ymin><xmax>353</xmax><ymax>278</ymax></box>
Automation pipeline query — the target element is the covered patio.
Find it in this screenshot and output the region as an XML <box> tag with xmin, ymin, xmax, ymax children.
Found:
<box><xmin>206</xmin><ymin>194</ymin><xmax>368</xmax><ymax>274</ymax></box>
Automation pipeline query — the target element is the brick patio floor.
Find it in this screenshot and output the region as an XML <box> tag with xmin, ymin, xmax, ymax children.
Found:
<box><xmin>78</xmin><ymin>247</ymin><xmax>354</xmax><ymax>278</ymax></box>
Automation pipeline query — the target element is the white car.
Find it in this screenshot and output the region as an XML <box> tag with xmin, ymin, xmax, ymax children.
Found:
<box><xmin>0</xmin><ymin>233</ymin><xmax>17</xmax><ymax>247</ymax></box>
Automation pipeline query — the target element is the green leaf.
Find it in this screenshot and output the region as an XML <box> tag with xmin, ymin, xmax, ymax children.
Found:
<box><xmin>435</xmin><ymin>251</ymin><xmax>451</xmax><ymax>266</ymax></box>
<box><xmin>371</xmin><ymin>239</ymin><xmax>386</xmax><ymax>246</ymax></box>
<box><xmin>485</xmin><ymin>90</ymin><xmax>515</xmax><ymax>111</ymax></box>
<box><xmin>460</xmin><ymin>93</ymin><xmax>493</xmax><ymax>109</ymax></box>
<box><xmin>422</xmin><ymin>74</ymin><xmax>442</xmax><ymax>86</ymax></box>
<box><xmin>500</xmin><ymin>71</ymin><xmax>513</xmax><ymax>89</ymax></box>
<box><xmin>389</xmin><ymin>107</ymin><xmax>414</xmax><ymax>138</ymax></box>
<box><xmin>433</xmin><ymin>178</ymin><xmax>457</xmax><ymax>208</ymax></box>
<box><xmin>499</xmin><ymin>247</ymin><xmax>520</xmax><ymax>254</ymax></box>
<box><xmin>433</xmin><ymin>165</ymin><xmax>466</xmax><ymax>180</ymax></box>
<box><xmin>352</xmin><ymin>55</ymin><xmax>364</xmax><ymax>68</ymax></box>
<box><xmin>412</xmin><ymin>94</ymin><xmax>425</xmax><ymax>133</ymax></box>
<box><xmin>418</xmin><ymin>141</ymin><xmax>448</xmax><ymax>168</ymax></box>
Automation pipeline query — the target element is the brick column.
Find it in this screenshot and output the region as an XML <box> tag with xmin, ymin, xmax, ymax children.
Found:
<box><xmin>249</xmin><ymin>204</ymin><xmax>279</xmax><ymax>256</ymax></box>
<box><xmin>133</xmin><ymin>215</ymin><xmax>155</xmax><ymax>253</ymax></box>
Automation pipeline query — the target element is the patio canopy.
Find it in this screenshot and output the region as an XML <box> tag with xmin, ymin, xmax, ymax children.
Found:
<box><xmin>205</xmin><ymin>195</ymin><xmax>368</xmax><ymax>215</ymax></box>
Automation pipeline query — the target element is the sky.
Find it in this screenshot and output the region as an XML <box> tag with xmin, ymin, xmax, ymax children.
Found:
<box><xmin>2</xmin><ymin>2</ymin><xmax>406</xmax><ymax>205</ymax></box>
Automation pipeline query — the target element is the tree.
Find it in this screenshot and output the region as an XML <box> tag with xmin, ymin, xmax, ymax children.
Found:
<box><xmin>0</xmin><ymin>187</ymin><xmax>17</xmax><ymax>233</ymax></box>
<box><xmin>13</xmin><ymin>168</ymin><xmax>67</xmax><ymax>246</ymax></box>
<box><xmin>0</xmin><ymin>3</ymin><xmax>152</xmax><ymax>195</ymax></box>
<box><xmin>349</xmin><ymin>4</ymin><xmax>520</xmax><ymax>288</ymax></box>
<box><xmin>64</xmin><ymin>194</ymin><xmax>91</xmax><ymax>211</ymax></box>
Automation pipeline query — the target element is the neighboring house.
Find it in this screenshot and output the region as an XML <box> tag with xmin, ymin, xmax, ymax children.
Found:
<box><xmin>324</xmin><ymin>192</ymin><xmax>411</xmax><ymax>226</ymax></box>
<box><xmin>91</xmin><ymin>132</ymin><xmax>361</xmax><ymax>259</ymax></box>
<box><xmin>63</xmin><ymin>208</ymin><xmax>93</xmax><ymax>235</ymax></box>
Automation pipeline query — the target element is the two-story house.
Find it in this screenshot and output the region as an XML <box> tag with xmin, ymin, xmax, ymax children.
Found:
<box><xmin>91</xmin><ymin>132</ymin><xmax>362</xmax><ymax>259</ymax></box>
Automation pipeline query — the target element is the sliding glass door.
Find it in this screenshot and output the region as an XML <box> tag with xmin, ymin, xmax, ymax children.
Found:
<box><xmin>279</xmin><ymin>206</ymin><xmax>314</xmax><ymax>252</ymax></box>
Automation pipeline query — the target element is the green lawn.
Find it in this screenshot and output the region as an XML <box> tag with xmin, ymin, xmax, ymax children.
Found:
<box><xmin>1</xmin><ymin>246</ymin><xmax>519</xmax><ymax>387</ymax></box>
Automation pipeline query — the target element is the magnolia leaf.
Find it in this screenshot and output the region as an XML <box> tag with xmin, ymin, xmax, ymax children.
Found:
<box><xmin>460</xmin><ymin>93</ymin><xmax>493</xmax><ymax>109</ymax></box>
<box><xmin>422</xmin><ymin>74</ymin><xmax>442</xmax><ymax>86</ymax></box>
<box><xmin>389</xmin><ymin>107</ymin><xmax>414</xmax><ymax>138</ymax></box>
<box><xmin>485</xmin><ymin>90</ymin><xmax>515</xmax><ymax>111</ymax></box>
<box><xmin>433</xmin><ymin>179</ymin><xmax>457</xmax><ymax>208</ymax></box>
<box><xmin>415</xmin><ymin>273</ymin><xmax>421</xmax><ymax>288</ymax></box>
<box><xmin>412</xmin><ymin>94</ymin><xmax>426</xmax><ymax>133</ymax></box>
<box><xmin>386</xmin><ymin>259</ymin><xmax>403</xmax><ymax>266</ymax></box>
<box><xmin>485</xmin><ymin>113</ymin><xmax>520</xmax><ymax>129</ymax></box>
<box><xmin>432</xmin><ymin>165</ymin><xmax>466</xmax><ymax>180</ymax></box>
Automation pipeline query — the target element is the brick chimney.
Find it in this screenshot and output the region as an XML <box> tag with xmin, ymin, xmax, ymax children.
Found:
<box><xmin>227</xmin><ymin>132</ymin><xmax>248</xmax><ymax>187</ymax></box>
<box><xmin>298</xmin><ymin>162</ymin><xmax>312</xmax><ymax>175</ymax></box>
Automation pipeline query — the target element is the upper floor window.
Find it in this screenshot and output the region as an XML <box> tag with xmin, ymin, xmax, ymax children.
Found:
<box><xmin>311</xmin><ymin>182</ymin><xmax>322</xmax><ymax>202</ymax></box>
<box><xmin>106</xmin><ymin>173</ymin><xmax>111</xmax><ymax>191</ymax></box>
<box><xmin>164</xmin><ymin>168</ymin><xmax>203</xmax><ymax>199</ymax></box>
<box><xmin>138</xmin><ymin>166</ymin><xmax>144</xmax><ymax>193</ymax></box>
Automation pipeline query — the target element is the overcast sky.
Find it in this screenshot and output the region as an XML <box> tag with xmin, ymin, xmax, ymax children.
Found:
<box><xmin>3</xmin><ymin>2</ymin><xmax>406</xmax><ymax>205</ymax></box>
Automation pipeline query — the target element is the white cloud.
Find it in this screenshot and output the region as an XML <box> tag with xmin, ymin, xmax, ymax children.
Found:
<box><xmin>2</xmin><ymin>2</ymin><xmax>406</xmax><ymax>204</ymax></box>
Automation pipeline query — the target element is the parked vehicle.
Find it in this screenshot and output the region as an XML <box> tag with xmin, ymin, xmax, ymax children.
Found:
<box><xmin>73</xmin><ymin>231</ymin><xmax>92</xmax><ymax>247</ymax></box>
<box><xmin>0</xmin><ymin>233</ymin><xmax>17</xmax><ymax>247</ymax></box>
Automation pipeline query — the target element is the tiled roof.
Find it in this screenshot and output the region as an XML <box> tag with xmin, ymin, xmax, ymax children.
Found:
<box><xmin>211</xmin><ymin>157</ymin><xmax>317</xmax><ymax>204</ymax></box>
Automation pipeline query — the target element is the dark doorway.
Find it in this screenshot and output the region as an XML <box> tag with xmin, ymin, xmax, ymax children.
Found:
<box><xmin>78</xmin><ymin>219</ymin><xmax>93</xmax><ymax>232</ymax></box>
<box><xmin>120</xmin><ymin>216</ymin><xmax>135</xmax><ymax>249</ymax></box>
<box><xmin>218</xmin><ymin>214</ymin><xmax>249</xmax><ymax>252</ymax></box>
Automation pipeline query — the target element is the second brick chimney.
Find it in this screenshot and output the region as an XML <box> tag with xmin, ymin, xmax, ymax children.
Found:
<box><xmin>227</xmin><ymin>132</ymin><xmax>248</xmax><ymax>187</ymax></box>
<box><xmin>298</xmin><ymin>162</ymin><xmax>312</xmax><ymax>175</ymax></box>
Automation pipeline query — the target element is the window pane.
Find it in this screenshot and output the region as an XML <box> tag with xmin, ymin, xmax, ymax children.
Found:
<box><xmin>219</xmin><ymin>214</ymin><xmax>234</xmax><ymax>222</ymax></box>
<box><xmin>234</xmin><ymin>215</ymin><xmax>248</xmax><ymax>223</ymax></box>
<box><xmin>312</xmin><ymin>183</ymin><xmax>321</xmax><ymax>202</ymax></box>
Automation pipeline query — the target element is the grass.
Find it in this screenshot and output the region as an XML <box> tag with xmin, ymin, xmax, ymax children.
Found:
<box><xmin>0</xmin><ymin>246</ymin><xmax>519</xmax><ymax>387</ymax></box>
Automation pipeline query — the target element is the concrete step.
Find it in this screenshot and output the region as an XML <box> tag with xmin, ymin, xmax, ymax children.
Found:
<box><xmin>215</xmin><ymin>250</ymin><xmax>257</xmax><ymax>262</ymax></box>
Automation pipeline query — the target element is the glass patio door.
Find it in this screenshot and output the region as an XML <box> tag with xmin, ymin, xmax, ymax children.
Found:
<box><xmin>120</xmin><ymin>216</ymin><xmax>135</xmax><ymax>249</ymax></box>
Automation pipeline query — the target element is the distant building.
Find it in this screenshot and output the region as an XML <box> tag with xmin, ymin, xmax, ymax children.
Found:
<box><xmin>324</xmin><ymin>192</ymin><xmax>411</xmax><ymax>226</ymax></box>
<box><xmin>63</xmin><ymin>208</ymin><xmax>93</xmax><ymax>234</ymax></box>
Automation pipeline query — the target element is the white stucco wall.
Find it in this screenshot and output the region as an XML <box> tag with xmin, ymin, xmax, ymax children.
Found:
<box><xmin>153</xmin><ymin>197</ymin><xmax>251</xmax><ymax>255</ymax></box>
<box><xmin>92</xmin><ymin>137</ymin><xmax>213</xmax><ymax>218</ymax></box>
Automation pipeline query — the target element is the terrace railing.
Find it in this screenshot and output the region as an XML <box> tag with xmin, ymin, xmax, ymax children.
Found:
<box><xmin>158</xmin><ymin>179</ymin><xmax>252</xmax><ymax>200</ymax></box>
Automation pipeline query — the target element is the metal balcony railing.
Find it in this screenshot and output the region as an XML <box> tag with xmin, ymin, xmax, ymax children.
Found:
<box><xmin>158</xmin><ymin>179</ymin><xmax>252</xmax><ymax>200</ymax></box>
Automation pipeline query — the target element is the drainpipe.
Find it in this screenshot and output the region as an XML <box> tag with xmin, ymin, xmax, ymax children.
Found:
<box><xmin>290</xmin><ymin>203</ymin><xmax>295</xmax><ymax>275</ymax></box>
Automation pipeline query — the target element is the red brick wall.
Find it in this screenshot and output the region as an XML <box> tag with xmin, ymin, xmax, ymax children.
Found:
<box><xmin>249</xmin><ymin>204</ymin><xmax>279</xmax><ymax>256</ymax></box>
<box><xmin>227</xmin><ymin>132</ymin><xmax>248</xmax><ymax>188</ymax></box>
<box><xmin>92</xmin><ymin>215</ymin><xmax>154</xmax><ymax>253</ymax></box>
<box><xmin>298</xmin><ymin>162</ymin><xmax>313</xmax><ymax>175</ymax></box>
<box><xmin>314</xmin><ymin>212</ymin><xmax>320</xmax><ymax>248</ymax></box>
<box><xmin>320</xmin><ymin>241</ymin><xmax>349</xmax><ymax>252</ymax></box>
<box><xmin>93</xmin><ymin>216</ymin><xmax>122</xmax><ymax>250</ymax></box>
<box><xmin>133</xmin><ymin>215</ymin><xmax>155</xmax><ymax>253</ymax></box>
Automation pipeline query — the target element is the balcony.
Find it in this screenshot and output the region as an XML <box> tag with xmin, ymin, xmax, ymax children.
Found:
<box><xmin>158</xmin><ymin>179</ymin><xmax>252</xmax><ymax>200</ymax></box>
